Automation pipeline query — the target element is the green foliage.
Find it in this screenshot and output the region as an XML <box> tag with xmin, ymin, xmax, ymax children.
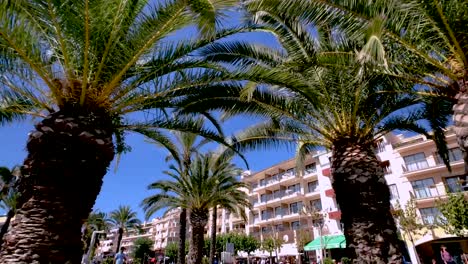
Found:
<box><xmin>323</xmin><ymin>258</ymin><xmax>334</xmax><ymax>264</ymax></box>
<box><xmin>202</xmin><ymin>256</ymin><xmax>210</xmax><ymax>264</ymax></box>
<box><xmin>295</xmin><ymin>230</ymin><xmax>311</xmax><ymax>252</ymax></box>
<box><xmin>166</xmin><ymin>242</ymin><xmax>179</xmax><ymax>261</ymax></box>
<box><xmin>107</xmin><ymin>205</ymin><xmax>141</xmax><ymax>231</ymax></box>
<box><xmin>437</xmin><ymin>192</ymin><xmax>468</xmax><ymax>236</ymax></box>
<box><xmin>341</xmin><ymin>257</ymin><xmax>352</xmax><ymax>264</ymax></box>
<box><xmin>261</xmin><ymin>236</ymin><xmax>282</xmax><ymax>255</ymax></box>
<box><xmin>394</xmin><ymin>198</ymin><xmax>426</xmax><ymax>242</ymax></box>
<box><xmin>132</xmin><ymin>237</ymin><xmax>154</xmax><ymax>263</ymax></box>
<box><xmin>239</xmin><ymin>234</ymin><xmax>260</xmax><ymax>254</ymax></box>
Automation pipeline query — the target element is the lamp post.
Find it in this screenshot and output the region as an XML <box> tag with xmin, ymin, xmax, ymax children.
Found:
<box><xmin>84</xmin><ymin>230</ymin><xmax>106</xmax><ymax>264</ymax></box>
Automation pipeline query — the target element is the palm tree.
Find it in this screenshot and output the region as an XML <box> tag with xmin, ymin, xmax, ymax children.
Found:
<box><xmin>143</xmin><ymin>130</ymin><xmax>209</xmax><ymax>264</ymax></box>
<box><xmin>0</xmin><ymin>166</ymin><xmax>20</xmax><ymax>243</ymax></box>
<box><xmin>240</xmin><ymin>0</ymin><xmax>468</xmax><ymax>168</ymax></box>
<box><xmin>107</xmin><ymin>205</ymin><xmax>141</xmax><ymax>252</ymax></box>
<box><xmin>209</xmin><ymin>151</ymin><xmax>247</xmax><ymax>264</ymax></box>
<box><xmin>0</xmin><ymin>0</ymin><xmax>241</xmax><ymax>262</ymax></box>
<box><xmin>187</xmin><ymin>152</ymin><xmax>249</xmax><ymax>264</ymax></box>
<box><xmin>82</xmin><ymin>211</ymin><xmax>108</xmax><ymax>254</ymax></box>
<box><xmin>178</xmin><ymin>28</ymin><xmax>450</xmax><ymax>262</ymax></box>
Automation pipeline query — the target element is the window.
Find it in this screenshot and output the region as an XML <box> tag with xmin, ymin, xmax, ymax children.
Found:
<box><xmin>305</xmin><ymin>163</ymin><xmax>317</xmax><ymax>174</ymax></box>
<box><xmin>436</xmin><ymin>148</ymin><xmax>463</xmax><ymax>164</ymax></box>
<box><xmin>411</xmin><ymin>178</ymin><xmax>437</xmax><ymax>199</ymax></box>
<box><xmin>389</xmin><ymin>184</ymin><xmax>399</xmax><ymax>199</ymax></box>
<box><xmin>285</xmin><ymin>168</ymin><xmax>296</xmax><ymax>176</ymax></box>
<box><xmin>375</xmin><ymin>138</ymin><xmax>386</xmax><ymax>153</ymax></box>
<box><xmin>419</xmin><ymin>207</ymin><xmax>441</xmax><ymax>225</ymax></box>
<box><xmin>261</xmin><ymin>226</ymin><xmax>271</xmax><ymax>233</ymax></box>
<box><xmin>274</xmin><ymin>224</ymin><xmax>284</xmax><ymax>231</ymax></box>
<box><xmin>288</xmin><ymin>183</ymin><xmax>301</xmax><ymax>194</ymax></box>
<box><xmin>444</xmin><ymin>175</ymin><xmax>468</xmax><ymax>193</ymax></box>
<box><xmin>404</xmin><ymin>152</ymin><xmax>429</xmax><ymax>171</ymax></box>
<box><xmin>275</xmin><ymin>206</ymin><xmax>282</xmax><ymax>217</ymax></box>
<box><xmin>260</xmin><ymin>194</ymin><xmax>268</xmax><ymax>203</ymax></box>
<box><xmin>291</xmin><ymin>221</ymin><xmax>301</xmax><ymax>230</ymax></box>
<box><xmin>261</xmin><ymin>210</ymin><xmax>271</xmax><ymax>220</ymax></box>
<box><xmin>273</xmin><ymin>189</ymin><xmax>283</xmax><ymax>199</ymax></box>
<box><xmin>308</xmin><ymin>181</ymin><xmax>319</xmax><ymax>193</ymax></box>
<box><xmin>310</xmin><ymin>199</ymin><xmax>322</xmax><ymax>211</ymax></box>
<box><xmin>260</xmin><ymin>179</ymin><xmax>266</xmax><ymax>186</ymax></box>
<box><xmin>290</xmin><ymin>202</ymin><xmax>303</xmax><ymax>214</ymax></box>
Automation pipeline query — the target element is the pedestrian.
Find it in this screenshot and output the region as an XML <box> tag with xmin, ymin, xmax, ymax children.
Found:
<box><xmin>440</xmin><ymin>245</ymin><xmax>455</xmax><ymax>264</ymax></box>
<box><xmin>114</xmin><ymin>247</ymin><xmax>127</xmax><ymax>264</ymax></box>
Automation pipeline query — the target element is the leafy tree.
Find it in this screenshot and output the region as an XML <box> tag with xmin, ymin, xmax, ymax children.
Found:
<box><xmin>107</xmin><ymin>205</ymin><xmax>141</xmax><ymax>251</ymax></box>
<box><xmin>132</xmin><ymin>237</ymin><xmax>155</xmax><ymax>263</ymax></box>
<box><xmin>437</xmin><ymin>192</ymin><xmax>468</xmax><ymax>236</ymax></box>
<box><xmin>0</xmin><ymin>166</ymin><xmax>20</xmax><ymax>243</ymax></box>
<box><xmin>143</xmin><ymin>130</ymin><xmax>210</xmax><ymax>264</ymax></box>
<box><xmin>262</xmin><ymin>236</ymin><xmax>282</xmax><ymax>264</ymax></box>
<box><xmin>166</xmin><ymin>242</ymin><xmax>179</xmax><ymax>262</ymax></box>
<box><xmin>393</xmin><ymin>199</ymin><xmax>426</xmax><ymax>264</ymax></box>
<box><xmin>0</xmin><ymin>0</ymin><xmax>241</xmax><ymax>262</ymax></box>
<box><xmin>239</xmin><ymin>234</ymin><xmax>260</xmax><ymax>262</ymax></box>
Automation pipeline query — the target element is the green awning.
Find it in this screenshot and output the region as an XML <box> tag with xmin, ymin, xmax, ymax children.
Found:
<box><xmin>304</xmin><ymin>235</ymin><xmax>346</xmax><ymax>251</ymax></box>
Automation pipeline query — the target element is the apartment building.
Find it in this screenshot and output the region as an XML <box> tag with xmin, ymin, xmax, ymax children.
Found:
<box><xmin>95</xmin><ymin>129</ymin><xmax>468</xmax><ymax>263</ymax></box>
<box><xmin>96</xmin><ymin>208</ymin><xmax>181</xmax><ymax>257</ymax></box>
<box><xmin>236</xmin><ymin>129</ymin><xmax>468</xmax><ymax>264</ymax></box>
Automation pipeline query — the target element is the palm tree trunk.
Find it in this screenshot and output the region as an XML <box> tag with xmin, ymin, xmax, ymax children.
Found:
<box><xmin>188</xmin><ymin>209</ymin><xmax>209</xmax><ymax>264</ymax></box>
<box><xmin>331</xmin><ymin>141</ymin><xmax>402</xmax><ymax>264</ymax></box>
<box><xmin>178</xmin><ymin>208</ymin><xmax>187</xmax><ymax>264</ymax></box>
<box><xmin>209</xmin><ymin>206</ymin><xmax>217</xmax><ymax>264</ymax></box>
<box><xmin>0</xmin><ymin>110</ymin><xmax>115</xmax><ymax>264</ymax></box>
<box><xmin>453</xmin><ymin>80</ymin><xmax>468</xmax><ymax>173</ymax></box>
<box><xmin>117</xmin><ymin>227</ymin><xmax>124</xmax><ymax>252</ymax></box>
<box><xmin>0</xmin><ymin>209</ymin><xmax>14</xmax><ymax>245</ymax></box>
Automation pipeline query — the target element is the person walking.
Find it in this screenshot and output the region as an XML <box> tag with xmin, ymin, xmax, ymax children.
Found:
<box><xmin>115</xmin><ymin>247</ymin><xmax>127</xmax><ymax>264</ymax></box>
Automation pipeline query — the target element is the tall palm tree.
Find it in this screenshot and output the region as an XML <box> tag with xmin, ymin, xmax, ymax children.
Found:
<box><xmin>187</xmin><ymin>152</ymin><xmax>249</xmax><ymax>264</ymax></box>
<box><xmin>208</xmin><ymin>151</ymin><xmax>247</xmax><ymax>264</ymax></box>
<box><xmin>177</xmin><ymin>28</ymin><xmax>450</xmax><ymax>262</ymax></box>
<box><xmin>143</xmin><ymin>130</ymin><xmax>209</xmax><ymax>264</ymax></box>
<box><xmin>0</xmin><ymin>0</ymin><xmax>241</xmax><ymax>262</ymax></box>
<box><xmin>240</xmin><ymin>0</ymin><xmax>468</xmax><ymax>168</ymax></box>
<box><xmin>107</xmin><ymin>205</ymin><xmax>141</xmax><ymax>252</ymax></box>
<box><xmin>0</xmin><ymin>166</ymin><xmax>20</xmax><ymax>243</ymax></box>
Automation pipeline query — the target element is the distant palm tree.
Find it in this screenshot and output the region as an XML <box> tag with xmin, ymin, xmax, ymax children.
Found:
<box><xmin>0</xmin><ymin>166</ymin><xmax>20</xmax><ymax>243</ymax></box>
<box><xmin>0</xmin><ymin>1</ymin><xmax>240</xmax><ymax>261</ymax></box>
<box><xmin>107</xmin><ymin>206</ymin><xmax>141</xmax><ymax>251</ymax></box>
<box><xmin>187</xmin><ymin>152</ymin><xmax>249</xmax><ymax>264</ymax></box>
<box><xmin>82</xmin><ymin>211</ymin><xmax>108</xmax><ymax>253</ymax></box>
<box><xmin>143</xmin><ymin>128</ymin><xmax>210</xmax><ymax>264</ymax></box>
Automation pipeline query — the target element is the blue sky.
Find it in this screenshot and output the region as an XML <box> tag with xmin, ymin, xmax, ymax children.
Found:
<box><xmin>0</xmin><ymin>116</ymin><xmax>294</xmax><ymax>220</ymax></box>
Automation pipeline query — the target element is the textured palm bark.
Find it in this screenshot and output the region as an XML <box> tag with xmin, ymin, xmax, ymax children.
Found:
<box><xmin>188</xmin><ymin>209</ymin><xmax>209</xmax><ymax>264</ymax></box>
<box><xmin>178</xmin><ymin>208</ymin><xmax>187</xmax><ymax>264</ymax></box>
<box><xmin>0</xmin><ymin>110</ymin><xmax>115</xmax><ymax>264</ymax></box>
<box><xmin>209</xmin><ymin>206</ymin><xmax>217</xmax><ymax>264</ymax></box>
<box><xmin>116</xmin><ymin>227</ymin><xmax>124</xmax><ymax>252</ymax></box>
<box><xmin>331</xmin><ymin>141</ymin><xmax>402</xmax><ymax>264</ymax></box>
<box><xmin>452</xmin><ymin>78</ymin><xmax>468</xmax><ymax>173</ymax></box>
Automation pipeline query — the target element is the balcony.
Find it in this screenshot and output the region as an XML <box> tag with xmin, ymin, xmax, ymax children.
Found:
<box><xmin>403</xmin><ymin>159</ymin><xmax>464</xmax><ymax>177</ymax></box>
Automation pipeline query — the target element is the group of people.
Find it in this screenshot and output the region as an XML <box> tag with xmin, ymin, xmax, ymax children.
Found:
<box><xmin>431</xmin><ymin>245</ymin><xmax>468</xmax><ymax>264</ymax></box>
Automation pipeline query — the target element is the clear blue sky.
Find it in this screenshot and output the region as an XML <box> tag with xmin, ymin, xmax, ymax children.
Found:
<box><xmin>0</xmin><ymin>117</ymin><xmax>294</xmax><ymax>220</ymax></box>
